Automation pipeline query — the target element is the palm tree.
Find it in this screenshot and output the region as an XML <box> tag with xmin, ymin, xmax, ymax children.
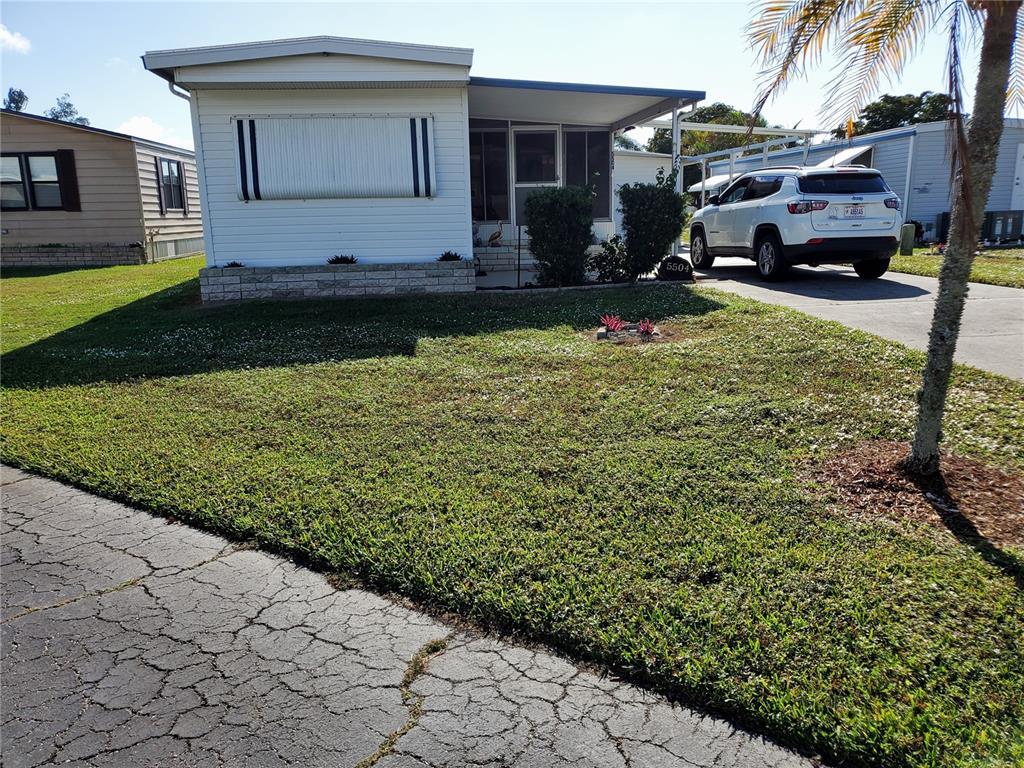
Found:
<box><xmin>748</xmin><ymin>0</ymin><xmax>1022</xmax><ymax>475</ymax></box>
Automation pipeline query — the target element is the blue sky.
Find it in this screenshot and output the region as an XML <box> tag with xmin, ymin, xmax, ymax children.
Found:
<box><xmin>1</xmin><ymin>1</ymin><xmax>979</xmax><ymax>151</ymax></box>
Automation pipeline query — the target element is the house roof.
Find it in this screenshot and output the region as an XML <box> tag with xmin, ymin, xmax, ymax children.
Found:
<box><xmin>0</xmin><ymin>109</ymin><xmax>194</xmax><ymax>155</ymax></box>
<box><xmin>142</xmin><ymin>36</ymin><xmax>703</xmax><ymax>128</ymax></box>
<box><xmin>468</xmin><ymin>78</ymin><xmax>704</xmax><ymax>129</ymax></box>
<box><xmin>142</xmin><ymin>35</ymin><xmax>475</xmax><ymax>82</ymax></box>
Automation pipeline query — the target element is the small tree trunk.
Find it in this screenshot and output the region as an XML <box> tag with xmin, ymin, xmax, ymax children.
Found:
<box><xmin>908</xmin><ymin>1</ymin><xmax>1020</xmax><ymax>475</ymax></box>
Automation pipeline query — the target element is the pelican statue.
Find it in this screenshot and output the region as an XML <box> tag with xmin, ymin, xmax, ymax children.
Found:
<box><xmin>488</xmin><ymin>221</ymin><xmax>504</xmax><ymax>247</ymax></box>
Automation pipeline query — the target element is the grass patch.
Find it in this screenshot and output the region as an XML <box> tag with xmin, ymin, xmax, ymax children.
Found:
<box><xmin>890</xmin><ymin>248</ymin><xmax>1024</xmax><ymax>288</ymax></box>
<box><xmin>2</xmin><ymin>259</ymin><xmax>1022</xmax><ymax>767</ymax></box>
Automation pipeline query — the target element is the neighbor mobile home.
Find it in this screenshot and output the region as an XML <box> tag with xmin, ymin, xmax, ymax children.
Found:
<box><xmin>704</xmin><ymin>119</ymin><xmax>1024</xmax><ymax>242</ymax></box>
<box><xmin>142</xmin><ymin>36</ymin><xmax>703</xmax><ymax>301</ymax></box>
<box><xmin>0</xmin><ymin>110</ymin><xmax>202</xmax><ymax>266</ymax></box>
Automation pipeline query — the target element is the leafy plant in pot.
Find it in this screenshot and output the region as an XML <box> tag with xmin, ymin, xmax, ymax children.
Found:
<box><xmin>327</xmin><ymin>254</ymin><xmax>358</xmax><ymax>265</ymax></box>
<box><xmin>438</xmin><ymin>251</ymin><xmax>462</xmax><ymax>262</ymax></box>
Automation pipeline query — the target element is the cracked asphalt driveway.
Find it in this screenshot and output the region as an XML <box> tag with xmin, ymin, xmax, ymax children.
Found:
<box><xmin>1</xmin><ymin>467</ymin><xmax>815</xmax><ymax>768</ymax></box>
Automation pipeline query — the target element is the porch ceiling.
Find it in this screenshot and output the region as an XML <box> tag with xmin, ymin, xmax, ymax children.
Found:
<box><xmin>467</xmin><ymin>77</ymin><xmax>704</xmax><ymax>128</ymax></box>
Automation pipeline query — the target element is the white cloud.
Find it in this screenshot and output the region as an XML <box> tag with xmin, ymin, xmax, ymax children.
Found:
<box><xmin>0</xmin><ymin>24</ymin><xmax>31</xmax><ymax>54</ymax></box>
<box><xmin>116</xmin><ymin>115</ymin><xmax>193</xmax><ymax>150</ymax></box>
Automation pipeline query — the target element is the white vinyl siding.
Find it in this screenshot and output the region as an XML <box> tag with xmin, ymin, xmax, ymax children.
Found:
<box><xmin>235</xmin><ymin>115</ymin><xmax>435</xmax><ymax>200</ymax></box>
<box><xmin>193</xmin><ymin>87</ymin><xmax>471</xmax><ymax>267</ymax></box>
<box><xmin>612</xmin><ymin>151</ymin><xmax>673</xmax><ymax>234</ymax></box>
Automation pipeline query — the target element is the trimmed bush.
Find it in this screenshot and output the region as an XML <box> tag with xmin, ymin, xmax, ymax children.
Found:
<box><xmin>588</xmin><ymin>235</ymin><xmax>630</xmax><ymax>283</ymax></box>
<box><xmin>618</xmin><ymin>166</ymin><xmax>686</xmax><ymax>281</ymax></box>
<box><xmin>524</xmin><ymin>186</ymin><xmax>594</xmax><ymax>286</ymax></box>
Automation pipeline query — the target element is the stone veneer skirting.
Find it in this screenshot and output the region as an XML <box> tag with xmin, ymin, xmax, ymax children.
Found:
<box><xmin>200</xmin><ymin>260</ymin><xmax>476</xmax><ymax>303</ymax></box>
<box><xmin>1</xmin><ymin>244</ymin><xmax>148</xmax><ymax>267</ymax></box>
<box><xmin>473</xmin><ymin>244</ymin><xmax>604</xmax><ymax>273</ymax></box>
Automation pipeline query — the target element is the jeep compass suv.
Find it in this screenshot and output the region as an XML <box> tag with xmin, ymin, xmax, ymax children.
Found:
<box><xmin>688</xmin><ymin>167</ymin><xmax>902</xmax><ymax>280</ymax></box>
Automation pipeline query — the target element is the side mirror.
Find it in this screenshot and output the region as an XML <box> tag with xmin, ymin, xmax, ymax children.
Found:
<box><xmin>707</xmin><ymin>195</ymin><xmax>720</xmax><ymax>206</ymax></box>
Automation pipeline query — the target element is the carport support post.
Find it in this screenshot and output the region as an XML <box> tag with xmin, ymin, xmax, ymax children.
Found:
<box><xmin>671</xmin><ymin>106</ymin><xmax>680</xmax><ymax>257</ymax></box>
<box><xmin>701</xmin><ymin>160</ymin><xmax>707</xmax><ymax>207</ymax></box>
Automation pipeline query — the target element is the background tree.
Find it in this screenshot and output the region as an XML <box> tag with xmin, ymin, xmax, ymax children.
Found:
<box><xmin>44</xmin><ymin>93</ymin><xmax>89</xmax><ymax>126</ymax></box>
<box><xmin>646</xmin><ymin>102</ymin><xmax>772</xmax><ymax>188</ymax></box>
<box><xmin>749</xmin><ymin>0</ymin><xmax>1021</xmax><ymax>476</ymax></box>
<box><xmin>613</xmin><ymin>133</ymin><xmax>642</xmax><ymax>151</ymax></box>
<box><xmin>831</xmin><ymin>91</ymin><xmax>953</xmax><ymax>137</ymax></box>
<box><xmin>3</xmin><ymin>87</ymin><xmax>28</xmax><ymax>112</ymax></box>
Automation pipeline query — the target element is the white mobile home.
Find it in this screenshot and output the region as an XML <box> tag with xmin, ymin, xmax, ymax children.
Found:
<box><xmin>143</xmin><ymin>36</ymin><xmax>703</xmax><ymax>301</ymax></box>
<box><xmin>705</xmin><ymin>119</ymin><xmax>1024</xmax><ymax>242</ymax></box>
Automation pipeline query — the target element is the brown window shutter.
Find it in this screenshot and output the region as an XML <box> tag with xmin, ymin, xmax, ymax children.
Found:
<box><xmin>56</xmin><ymin>150</ymin><xmax>81</xmax><ymax>212</ymax></box>
<box><xmin>180</xmin><ymin>161</ymin><xmax>190</xmax><ymax>216</ymax></box>
<box><xmin>154</xmin><ymin>156</ymin><xmax>166</xmax><ymax>215</ymax></box>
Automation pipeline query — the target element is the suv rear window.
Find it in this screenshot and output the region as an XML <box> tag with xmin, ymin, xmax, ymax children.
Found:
<box><xmin>798</xmin><ymin>172</ymin><xmax>889</xmax><ymax>194</ymax></box>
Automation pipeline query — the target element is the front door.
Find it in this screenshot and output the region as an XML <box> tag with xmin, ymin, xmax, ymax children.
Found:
<box><xmin>512</xmin><ymin>127</ymin><xmax>560</xmax><ymax>230</ymax></box>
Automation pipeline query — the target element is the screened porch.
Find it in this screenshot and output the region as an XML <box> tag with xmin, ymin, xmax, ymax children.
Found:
<box><xmin>466</xmin><ymin>77</ymin><xmax>704</xmax><ymax>262</ymax></box>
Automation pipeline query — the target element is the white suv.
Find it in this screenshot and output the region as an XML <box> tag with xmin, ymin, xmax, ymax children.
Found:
<box><xmin>688</xmin><ymin>167</ymin><xmax>903</xmax><ymax>280</ymax></box>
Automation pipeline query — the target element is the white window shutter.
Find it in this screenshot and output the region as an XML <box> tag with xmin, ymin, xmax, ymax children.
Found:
<box><xmin>235</xmin><ymin>115</ymin><xmax>436</xmax><ymax>201</ymax></box>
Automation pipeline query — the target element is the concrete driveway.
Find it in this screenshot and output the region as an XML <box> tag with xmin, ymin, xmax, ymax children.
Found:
<box><xmin>693</xmin><ymin>257</ymin><xmax>1024</xmax><ymax>380</ymax></box>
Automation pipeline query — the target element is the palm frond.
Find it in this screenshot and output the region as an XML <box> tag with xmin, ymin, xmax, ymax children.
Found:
<box><xmin>823</xmin><ymin>0</ymin><xmax>939</xmax><ymax>126</ymax></box>
<box><xmin>747</xmin><ymin>0</ymin><xmax>862</xmax><ymax>124</ymax></box>
<box><xmin>945</xmin><ymin>0</ymin><xmax>977</xmax><ymax>231</ymax></box>
<box><xmin>1007</xmin><ymin>11</ymin><xmax>1024</xmax><ymax>113</ymax></box>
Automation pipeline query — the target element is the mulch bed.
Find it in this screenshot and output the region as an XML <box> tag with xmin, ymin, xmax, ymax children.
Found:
<box><xmin>809</xmin><ymin>441</ymin><xmax>1024</xmax><ymax>549</ymax></box>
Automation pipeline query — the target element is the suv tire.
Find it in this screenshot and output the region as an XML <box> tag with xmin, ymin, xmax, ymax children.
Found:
<box><xmin>853</xmin><ymin>257</ymin><xmax>890</xmax><ymax>279</ymax></box>
<box><xmin>690</xmin><ymin>229</ymin><xmax>714</xmax><ymax>269</ymax></box>
<box><xmin>755</xmin><ymin>232</ymin><xmax>788</xmax><ymax>281</ymax></box>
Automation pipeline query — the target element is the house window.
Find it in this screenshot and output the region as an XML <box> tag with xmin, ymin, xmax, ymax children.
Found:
<box><xmin>2</xmin><ymin>152</ymin><xmax>77</xmax><ymax>211</ymax></box>
<box><xmin>1</xmin><ymin>155</ymin><xmax>28</xmax><ymax>210</ymax></box>
<box><xmin>158</xmin><ymin>158</ymin><xmax>185</xmax><ymax>210</ymax></box>
<box><xmin>469</xmin><ymin>130</ymin><xmax>509</xmax><ymax>221</ymax></box>
<box><xmin>27</xmin><ymin>155</ymin><xmax>62</xmax><ymax>209</ymax></box>
<box><xmin>564</xmin><ymin>131</ymin><xmax>611</xmax><ymax>219</ymax></box>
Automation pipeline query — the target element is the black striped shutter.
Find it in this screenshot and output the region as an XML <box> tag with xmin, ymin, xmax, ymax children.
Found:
<box><xmin>56</xmin><ymin>150</ymin><xmax>80</xmax><ymax>212</ymax></box>
<box><xmin>180</xmin><ymin>161</ymin><xmax>190</xmax><ymax>215</ymax></box>
<box><xmin>154</xmin><ymin>156</ymin><xmax>166</xmax><ymax>215</ymax></box>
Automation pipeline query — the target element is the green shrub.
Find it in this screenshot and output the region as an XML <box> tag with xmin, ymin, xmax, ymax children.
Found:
<box><xmin>618</xmin><ymin>166</ymin><xmax>686</xmax><ymax>280</ymax></box>
<box><xmin>524</xmin><ymin>186</ymin><xmax>594</xmax><ymax>286</ymax></box>
<box><xmin>589</xmin><ymin>235</ymin><xmax>630</xmax><ymax>283</ymax></box>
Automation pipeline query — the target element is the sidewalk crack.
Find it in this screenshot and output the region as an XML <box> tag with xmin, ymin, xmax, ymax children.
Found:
<box><xmin>354</xmin><ymin>633</ymin><xmax>452</xmax><ymax>768</ymax></box>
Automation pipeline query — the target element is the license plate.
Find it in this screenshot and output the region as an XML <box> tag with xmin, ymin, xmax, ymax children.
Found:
<box><xmin>844</xmin><ymin>205</ymin><xmax>865</xmax><ymax>217</ymax></box>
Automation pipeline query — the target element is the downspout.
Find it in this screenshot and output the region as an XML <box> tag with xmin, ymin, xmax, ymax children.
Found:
<box><xmin>168</xmin><ymin>81</ymin><xmax>191</xmax><ymax>102</ymax></box>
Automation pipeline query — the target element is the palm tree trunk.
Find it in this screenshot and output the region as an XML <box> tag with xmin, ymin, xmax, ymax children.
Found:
<box><xmin>908</xmin><ymin>1</ymin><xmax>1020</xmax><ymax>476</ymax></box>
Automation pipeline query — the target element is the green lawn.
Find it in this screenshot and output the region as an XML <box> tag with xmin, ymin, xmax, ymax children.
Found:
<box><xmin>2</xmin><ymin>257</ymin><xmax>1022</xmax><ymax>768</ymax></box>
<box><xmin>890</xmin><ymin>248</ymin><xmax>1024</xmax><ymax>288</ymax></box>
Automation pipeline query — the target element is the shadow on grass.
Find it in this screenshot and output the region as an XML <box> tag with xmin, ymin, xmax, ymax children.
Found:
<box><xmin>2</xmin><ymin>277</ymin><xmax>727</xmax><ymax>389</ymax></box>
<box><xmin>912</xmin><ymin>473</ymin><xmax>1024</xmax><ymax>589</ymax></box>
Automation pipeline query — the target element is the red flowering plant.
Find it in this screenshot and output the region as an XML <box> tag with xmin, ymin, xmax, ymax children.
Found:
<box><xmin>637</xmin><ymin>318</ymin><xmax>656</xmax><ymax>337</ymax></box>
<box><xmin>600</xmin><ymin>314</ymin><xmax>626</xmax><ymax>332</ymax></box>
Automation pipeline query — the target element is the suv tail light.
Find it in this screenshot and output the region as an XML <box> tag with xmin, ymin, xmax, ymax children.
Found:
<box><xmin>884</xmin><ymin>197</ymin><xmax>901</xmax><ymax>210</ymax></box>
<box><xmin>787</xmin><ymin>200</ymin><xmax>828</xmax><ymax>214</ymax></box>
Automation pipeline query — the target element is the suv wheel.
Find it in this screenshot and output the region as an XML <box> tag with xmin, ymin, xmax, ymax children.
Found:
<box><xmin>853</xmin><ymin>257</ymin><xmax>890</xmax><ymax>279</ymax></box>
<box><xmin>755</xmin><ymin>233</ymin><xmax>788</xmax><ymax>281</ymax></box>
<box><xmin>690</xmin><ymin>230</ymin><xmax>714</xmax><ymax>269</ymax></box>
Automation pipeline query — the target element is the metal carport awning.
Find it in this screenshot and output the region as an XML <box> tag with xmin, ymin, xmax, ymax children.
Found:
<box><xmin>467</xmin><ymin>77</ymin><xmax>704</xmax><ymax>128</ymax></box>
